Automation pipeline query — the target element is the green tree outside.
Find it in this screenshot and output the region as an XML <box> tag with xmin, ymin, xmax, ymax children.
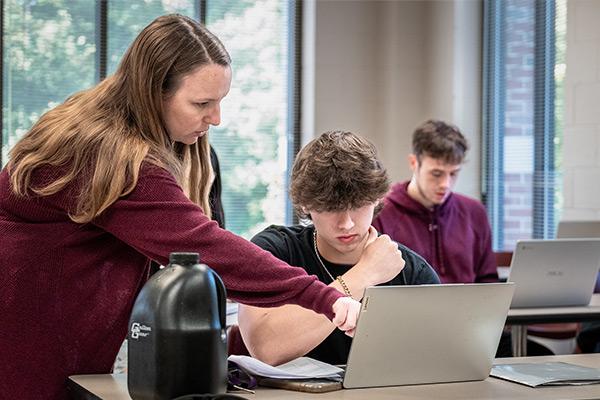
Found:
<box><xmin>2</xmin><ymin>0</ymin><xmax>291</xmax><ymax>239</ymax></box>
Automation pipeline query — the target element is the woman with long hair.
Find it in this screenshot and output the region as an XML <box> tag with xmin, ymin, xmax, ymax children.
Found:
<box><xmin>0</xmin><ymin>14</ymin><xmax>359</xmax><ymax>399</ymax></box>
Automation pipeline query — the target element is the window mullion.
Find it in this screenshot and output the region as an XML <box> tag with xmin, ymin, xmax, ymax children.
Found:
<box><xmin>287</xmin><ymin>0</ymin><xmax>301</xmax><ymax>226</ymax></box>
<box><xmin>482</xmin><ymin>0</ymin><xmax>507</xmax><ymax>251</ymax></box>
<box><xmin>532</xmin><ymin>0</ymin><xmax>556</xmax><ymax>239</ymax></box>
<box><xmin>95</xmin><ymin>0</ymin><xmax>108</xmax><ymax>82</ymax></box>
<box><xmin>196</xmin><ymin>0</ymin><xmax>206</xmax><ymax>24</ymax></box>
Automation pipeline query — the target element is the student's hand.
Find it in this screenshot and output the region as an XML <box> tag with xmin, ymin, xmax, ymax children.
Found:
<box><xmin>331</xmin><ymin>296</ymin><xmax>360</xmax><ymax>337</ymax></box>
<box><xmin>364</xmin><ymin>225</ymin><xmax>379</xmax><ymax>246</ymax></box>
<box><xmin>352</xmin><ymin>227</ymin><xmax>406</xmax><ymax>287</ymax></box>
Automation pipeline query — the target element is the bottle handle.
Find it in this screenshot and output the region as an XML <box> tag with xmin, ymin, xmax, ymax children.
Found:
<box><xmin>211</xmin><ymin>269</ymin><xmax>227</xmax><ymax>329</ymax></box>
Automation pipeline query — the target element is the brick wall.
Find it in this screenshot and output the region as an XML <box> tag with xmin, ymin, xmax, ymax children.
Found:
<box><xmin>503</xmin><ymin>0</ymin><xmax>535</xmax><ymax>249</ymax></box>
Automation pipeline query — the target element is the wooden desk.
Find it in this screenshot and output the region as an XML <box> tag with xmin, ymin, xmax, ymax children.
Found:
<box><xmin>69</xmin><ymin>354</ymin><xmax>600</xmax><ymax>400</ymax></box>
<box><xmin>507</xmin><ymin>293</ymin><xmax>600</xmax><ymax>356</ymax></box>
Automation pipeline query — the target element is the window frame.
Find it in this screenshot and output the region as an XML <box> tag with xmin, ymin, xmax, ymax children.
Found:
<box><xmin>482</xmin><ymin>0</ymin><xmax>558</xmax><ymax>250</ymax></box>
<box><xmin>1</xmin><ymin>0</ymin><xmax>301</xmax><ymax>232</ymax></box>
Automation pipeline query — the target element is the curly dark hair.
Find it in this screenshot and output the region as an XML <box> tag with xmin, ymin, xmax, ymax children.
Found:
<box><xmin>290</xmin><ymin>131</ymin><xmax>389</xmax><ymax>219</ymax></box>
<box><xmin>412</xmin><ymin>119</ymin><xmax>468</xmax><ymax>165</ymax></box>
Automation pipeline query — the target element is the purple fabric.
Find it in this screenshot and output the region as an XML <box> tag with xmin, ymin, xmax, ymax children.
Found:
<box><xmin>373</xmin><ymin>181</ymin><xmax>498</xmax><ymax>284</ymax></box>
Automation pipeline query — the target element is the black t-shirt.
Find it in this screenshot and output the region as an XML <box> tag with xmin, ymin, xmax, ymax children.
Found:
<box><xmin>251</xmin><ymin>224</ymin><xmax>440</xmax><ymax>365</ymax></box>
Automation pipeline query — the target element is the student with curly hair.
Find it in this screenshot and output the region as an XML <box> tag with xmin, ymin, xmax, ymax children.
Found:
<box><xmin>237</xmin><ymin>131</ymin><xmax>439</xmax><ymax>366</ymax></box>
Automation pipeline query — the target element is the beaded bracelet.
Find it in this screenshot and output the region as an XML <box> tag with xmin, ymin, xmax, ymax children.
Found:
<box><xmin>336</xmin><ymin>275</ymin><xmax>352</xmax><ymax>298</ymax></box>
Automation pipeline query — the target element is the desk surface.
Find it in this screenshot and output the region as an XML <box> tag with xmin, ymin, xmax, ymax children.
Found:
<box><xmin>507</xmin><ymin>293</ymin><xmax>600</xmax><ymax>324</ymax></box>
<box><xmin>69</xmin><ymin>354</ymin><xmax>600</xmax><ymax>400</ymax></box>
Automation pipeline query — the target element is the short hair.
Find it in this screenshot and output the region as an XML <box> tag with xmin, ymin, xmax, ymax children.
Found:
<box><xmin>290</xmin><ymin>131</ymin><xmax>389</xmax><ymax>219</ymax></box>
<box><xmin>412</xmin><ymin>119</ymin><xmax>468</xmax><ymax>165</ymax></box>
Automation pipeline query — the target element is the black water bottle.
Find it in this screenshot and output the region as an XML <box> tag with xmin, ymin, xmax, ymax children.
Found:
<box><xmin>127</xmin><ymin>252</ymin><xmax>228</xmax><ymax>399</ymax></box>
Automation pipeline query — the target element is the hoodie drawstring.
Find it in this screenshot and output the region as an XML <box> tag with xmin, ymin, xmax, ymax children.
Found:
<box><xmin>429</xmin><ymin>218</ymin><xmax>445</xmax><ymax>276</ymax></box>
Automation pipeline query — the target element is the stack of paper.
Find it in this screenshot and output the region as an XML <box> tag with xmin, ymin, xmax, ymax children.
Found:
<box><xmin>491</xmin><ymin>362</ymin><xmax>600</xmax><ymax>387</ymax></box>
<box><xmin>228</xmin><ymin>355</ymin><xmax>343</xmax><ymax>380</ymax></box>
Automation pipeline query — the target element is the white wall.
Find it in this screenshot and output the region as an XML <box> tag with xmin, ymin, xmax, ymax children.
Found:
<box><xmin>303</xmin><ymin>0</ymin><xmax>600</xmax><ymax>218</ymax></box>
<box><xmin>303</xmin><ymin>0</ymin><xmax>482</xmax><ymax>199</ymax></box>
<box><xmin>562</xmin><ymin>0</ymin><xmax>600</xmax><ymax>219</ymax></box>
<box><xmin>425</xmin><ymin>0</ymin><xmax>482</xmax><ymax>197</ymax></box>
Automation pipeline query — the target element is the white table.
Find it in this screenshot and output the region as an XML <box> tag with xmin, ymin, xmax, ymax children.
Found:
<box><xmin>69</xmin><ymin>354</ymin><xmax>600</xmax><ymax>400</ymax></box>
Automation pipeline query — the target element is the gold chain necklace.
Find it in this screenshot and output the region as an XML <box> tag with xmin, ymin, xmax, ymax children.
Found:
<box><xmin>312</xmin><ymin>229</ymin><xmax>336</xmax><ymax>283</ymax></box>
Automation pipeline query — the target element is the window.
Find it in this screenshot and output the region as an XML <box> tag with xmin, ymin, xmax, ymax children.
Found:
<box><xmin>206</xmin><ymin>0</ymin><xmax>299</xmax><ymax>237</ymax></box>
<box><xmin>2</xmin><ymin>0</ymin><xmax>96</xmax><ymax>164</ymax></box>
<box><xmin>482</xmin><ymin>0</ymin><xmax>566</xmax><ymax>250</ymax></box>
<box><xmin>2</xmin><ymin>0</ymin><xmax>299</xmax><ymax>239</ymax></box>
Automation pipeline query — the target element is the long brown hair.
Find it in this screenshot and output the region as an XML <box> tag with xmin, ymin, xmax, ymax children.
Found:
<box><xmin>8</xmin><ymin>14</ymin><xmax>230</xmax><ymax>223</ymax></box>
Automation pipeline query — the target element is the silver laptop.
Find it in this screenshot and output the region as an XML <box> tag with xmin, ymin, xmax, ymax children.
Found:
<box><xmin>343</xmin><ymin>283</ymin><xmax>515</xmax><ymax>389</ymax></box>
<box><xmin>508</xmin><ymin>239</ymin><xmax>600</xmax><ymax>308</ymax></box>
<box><xmin>557</xmin><ymin>220</ymin><xmax>600</xmax><ymax>239</ymax></box>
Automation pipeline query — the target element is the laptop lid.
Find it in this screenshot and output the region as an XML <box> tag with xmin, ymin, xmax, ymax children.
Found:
<box><xmin>508</xmin><ymin>239</ymin><xmax>600</xmax><ymax>308</ymax></box>
<box><xmin>343</xmin><ymin>283</ymin><xmax>515</xmax><ymax>389</ymax></box>
<box><xmin>556</xmin><ymin>220</ymin><xmax>600</xmax><ymax>239</ymax></box>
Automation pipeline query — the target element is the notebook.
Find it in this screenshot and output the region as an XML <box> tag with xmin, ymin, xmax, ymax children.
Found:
<box><xmin>556</xmin><ymin>220</ymin><xmax>600</xmax><ymax>239</ymax></box>
<box><xmin>508</xmin><ymin>239</ymin><xmax>600</xmax><ymax>308</ymax></box>
<box><xmin>342</xmin><ymin>283</ymin><xmax>515</xmax><ymax>389</ymax></box>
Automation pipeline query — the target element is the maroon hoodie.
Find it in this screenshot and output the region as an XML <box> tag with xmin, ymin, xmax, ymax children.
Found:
<box><xmin>373</xmin><ymin>181</ymin><xmax>498</xmax><ymax>284</ymax></box>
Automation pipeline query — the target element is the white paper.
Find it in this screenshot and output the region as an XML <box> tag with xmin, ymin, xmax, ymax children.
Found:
<box><xmin>226</xmin><ymin>302</ymin><xmax>238</xmax><ymax>315</ymax></box>
<box><xmin>491</xmin><ymin>362</ymin><xmax>600</xmax><ymax>387</ymax></box>
<box><xmin>228</xmin><ymin>355</ymin><xmax>344</xmax><ymax>379</ymax></box>
<box><xmin>225</xmin><ymin>302</ymin><xmax>238</xmax><ymax>326</ymax></box>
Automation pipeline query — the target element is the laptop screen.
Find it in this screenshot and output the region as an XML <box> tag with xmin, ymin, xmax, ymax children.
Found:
<box><xmin>343</xmin><ymin>283</ymin><xmax>515</xmax><ymax>389</ymax></box>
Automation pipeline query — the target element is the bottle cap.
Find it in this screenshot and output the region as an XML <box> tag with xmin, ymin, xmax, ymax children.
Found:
<box><xmin>169</xmin><ymin>252</ymin><xmax>200</xmax><ymax>265</ymax></box>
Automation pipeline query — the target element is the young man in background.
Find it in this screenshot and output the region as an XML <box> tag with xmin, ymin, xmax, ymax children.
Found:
<box><xmin>373</xmin><ymin>119</ymin><xmax>498</xmax><ymax>284</ymax></box>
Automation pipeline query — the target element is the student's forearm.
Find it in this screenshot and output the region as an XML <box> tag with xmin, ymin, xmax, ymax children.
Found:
<box><xmin>339</xmin><ymin>268</ymin><xmax>374</xmax><ymax>300</ymax></box>
<box><xmin>238</xmin><ymin>303</ymin><xmax>337</xmax><ymax>366</ymax></box>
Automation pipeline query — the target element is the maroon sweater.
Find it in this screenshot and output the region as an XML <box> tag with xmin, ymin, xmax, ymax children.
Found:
<box><xmin>0</xmin><ymin>164</ymin><xmax>342</xmax><ymax>400</ymax></box>
<box><xmin>373</xmin><ymin>181</ymin><xmax>498</xmax><ymax>284</ymax></box>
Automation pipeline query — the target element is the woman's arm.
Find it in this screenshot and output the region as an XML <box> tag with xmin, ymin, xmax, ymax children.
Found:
<box><xmin>93</xmin><ymin>164</ymin><xmax>351</xmax><ymax>319</ymax></box>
